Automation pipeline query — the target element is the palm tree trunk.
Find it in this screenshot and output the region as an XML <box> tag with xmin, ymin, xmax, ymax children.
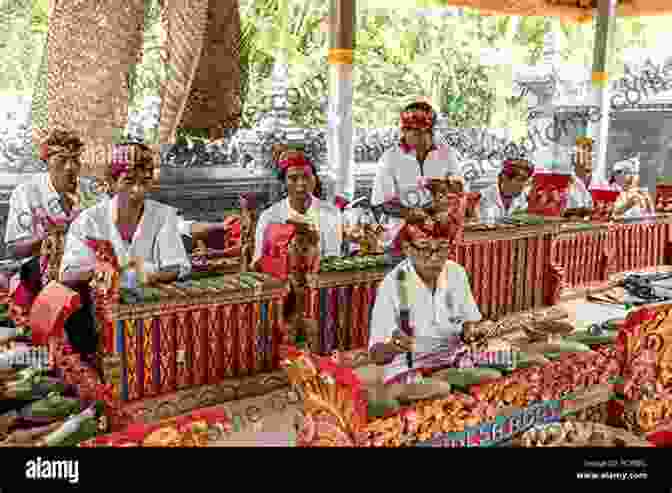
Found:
<box><xmin>39</xmin><ymin>0</ymin><xmax>146</xmax><ymax>177</ymax></box>
<box><xmin>158</xmin><ymin>0</ymin><xmax>209</xmax><ymax>145</ymax></box>
<box><xmin>179</xmin><ymin>0</ymin><xmax>242</xmax><ymax>140</ymax></box>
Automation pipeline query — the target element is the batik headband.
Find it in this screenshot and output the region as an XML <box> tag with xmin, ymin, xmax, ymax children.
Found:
<box><xmin>39</xmin><ymin>143</ymin><xmax>83</xmax><ymax>162</ymax></box>
<box><xmin>110</xmin><ymin>145</ymin><xmax>132</xmax><ymax>179</ymax></box>
<box><xmin>400</xmin><ymin>110</ymin><xmax>433</xmax><ymax>130</ymax></box>
<box><xmin>501</xmin><ymin>159</ymin><xmax>534</xmax><ymax>178</ymax></box>
<box><xmin>109</xmin><ymin>144</ymin><xmax>153</xmax><ymax>179</ymax></box>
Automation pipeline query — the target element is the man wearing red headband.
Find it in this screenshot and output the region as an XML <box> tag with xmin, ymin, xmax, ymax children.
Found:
<box><xmin>370</xmin><ymin>102</ymin><xmax>461</xmax><ymax>242</ymax></box>
<box><xmin>368</xmin><ymin>204</ymin><xmax>481</xmax><ymax>385</ymax></box>
<box><xmin>251</xmin><ymin>146</ymin><xmax>342</xmax><ymax>268</ymax></box>
<box><xmin>478</xmin><ymin>158</ymin><xmax>534</xmax><ymax>220</ymax></box>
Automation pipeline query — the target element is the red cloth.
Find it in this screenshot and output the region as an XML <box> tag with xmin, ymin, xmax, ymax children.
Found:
<box><xmin>647</xmin><ymin>430</ymin><xmax>672</xmax><ymax>447</ymax></box>
<box><xmin>259</xmin><ymin>223</ymin><xmax>297</xmax><ymax>281</ymax></box>
<box><xmin>29</xmin><ymin>280</ymin><xmax>82</xmax><ymax>346</ymax></box>
<box><xmin>528</xmin><ymin>173</ymin><xmax>571</xmax><ymax>217</ymax></box>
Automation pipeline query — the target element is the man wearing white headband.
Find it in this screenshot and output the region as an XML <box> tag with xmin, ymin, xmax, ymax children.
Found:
<box><xmin>610</xmin><ymin>156</ymin><xmax>655</xmax><ymax>218</ymax></box>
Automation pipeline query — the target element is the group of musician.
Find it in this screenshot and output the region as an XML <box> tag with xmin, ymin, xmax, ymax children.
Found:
<box><xmin>2</xmin><ymin>102</ymin><xmax>655</xmax><ymax>378</ymax></box>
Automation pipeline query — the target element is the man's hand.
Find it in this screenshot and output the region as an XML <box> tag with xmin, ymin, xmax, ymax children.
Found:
<box><xmin>389</xmin><ymin>332</ymin><xmax>416</xmax><ymax>353</ymax></box>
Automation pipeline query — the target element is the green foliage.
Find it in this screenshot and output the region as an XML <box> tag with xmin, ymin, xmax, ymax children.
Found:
<box><xmin>4</xmin><ymin>0</ymin><xmax>672</xmax><ymax>139</ymax></box>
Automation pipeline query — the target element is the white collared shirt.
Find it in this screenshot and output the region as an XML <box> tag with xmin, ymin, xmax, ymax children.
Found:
<box><xmin>369</xmin><ymin>259</ymin><xmax>482</xmax><ymax>383</ymax></box>
<box><xmin>566</xmin><ymin>174</ymin><xmax>593</xmax><ymax>209</ymax></box>
<box><xmin>252</xmin><ymin>196</ymin><xmax>343</xmax><ymax>262</ymax></box>
<box><xmin>371</xmin><ymin>146</ymin><xmax>460</xmax><ymax>209</ymax></box>
<box><xmin>478</xmin><ymin>182</ymin><xmax>529</xmax><ymax>220</ymax></box>
<box><xmin>5</xmin><ymin>173</ymin><xmax>75</xmax><ymax>245</ymax></box>
<box><xmin>60</xmin><ymin>195</ymin><xmax>191</xmax><ymax>285</ymax></box>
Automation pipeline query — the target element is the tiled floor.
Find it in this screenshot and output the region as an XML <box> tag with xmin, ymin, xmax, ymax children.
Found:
<box><xmin>210</xmin><ymin>389</ymin><xmax>299</xmax><ymax>446</ymax></box>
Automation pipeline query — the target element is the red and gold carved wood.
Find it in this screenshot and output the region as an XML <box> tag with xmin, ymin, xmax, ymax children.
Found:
<box><xmin>614</xmin><ymin>305</ymin><xmax>672</xmax><ymax>433</ymax></box>
<box><xmin>655</xmin><ymin>184</ymin><xmax>672</xmax><ymax>213</ymax></box>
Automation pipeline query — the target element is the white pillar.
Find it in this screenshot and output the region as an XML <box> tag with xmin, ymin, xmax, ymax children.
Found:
<box><xmin>327</xmin><ymin>0</ymin><xmax>355</xmax><ymax>205</ymax></box>
<box><xmin>589</xmin><ymin>0</ymin><xmax>618</xmax><ymax>183</ymax></box>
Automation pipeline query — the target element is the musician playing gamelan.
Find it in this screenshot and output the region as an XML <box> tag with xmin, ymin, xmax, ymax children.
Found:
<box><xmin>565</xmin><ymin>137</ymin><xmax>594</xmax><ymax>217</ymax></box>
<box><xmin>251</xmin><ymin>147</ymin><xmax>342</xmax><ymax>267</ymax></box>
<box><xmin>4</xmin><ymin>130</ymin><xmax>95</xmax><ymax>320</ymax></box>
<box><xmin>60</xmin><ymin>143</ymin><xmax>191</xmax><ymax>357</ymax></box>
<box><xmin>370</xmin><ymin>102</ymin><xmax>460</xmax><ymax>239</ymax></box>
<box><xmin>478</xmin><ymin>158</ymin><xmax>533</xmax><ymax>220</ymax></box>
<box><xmin>609</xmin><ymin>157</ymin><xmax>655</xmax><ymax>218</ymax></box>
<box><xmin>368</xmin><ymin>213</ymin><xmax>482</xmax><ymax>385</ymax></box>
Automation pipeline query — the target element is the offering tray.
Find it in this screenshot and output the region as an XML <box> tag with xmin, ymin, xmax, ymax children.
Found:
<box><xmin>513</xmin><ymin>421</ymin><xmax>651</xmax><ymax>447</ymax></box>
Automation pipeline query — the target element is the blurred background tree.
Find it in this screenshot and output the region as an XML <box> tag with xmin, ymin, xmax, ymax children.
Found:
<box><xmin>3</xmin><ymin>0</ymin><xmax>672</xmax><ymax>139</ymax></box>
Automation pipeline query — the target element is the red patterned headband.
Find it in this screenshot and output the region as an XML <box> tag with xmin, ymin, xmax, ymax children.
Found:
<box><xmin>502</xmin><ymin>159</ymin><xmax>534</xmax><ymax>178</ymax></box>
<box><xmin>400</xmin><ymin>110</ymin><xmax>433</xmax><ymax>130</ymax></box>
<box><xmin>278</xmin><ymin>151</ymin><xmax>313</xmax><ymax>174</ymax></box>
<box><xmin>110</xmin><ymin>145</ymin><xmax>132</xmax><ymax>179</ymax></box>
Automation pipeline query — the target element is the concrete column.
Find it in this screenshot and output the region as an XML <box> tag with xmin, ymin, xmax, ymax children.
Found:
<box><xmin>327</xmin><ymin>0</ymin><xmax>355</xmax><ymax>205</ymax></box>
<box><xmin>589</xmin><ymin>0</ymin><xmax>618</xmax><ymax>183</ymax></box>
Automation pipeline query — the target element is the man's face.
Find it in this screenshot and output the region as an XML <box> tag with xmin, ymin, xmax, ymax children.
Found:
<box><xmin>115</xmin><ymin>166</ymin><xmax>153</xmax><ymax>204</ymax></box>
<box><xmin>574</xmin><ymin>147</ymin><xmax>593</xmax><ymax>177</ymax></box>
<box><xmin>402</xmin><ymin>128</ymin><xmax>432</xmax><ymax>150</ymax></box>
<box><xmin>499</xmin><ymin>165</ymin><xmax>532</xmax><ymax>195</ymax></box>
<box><xmin>286</xmin><ymin>166</ymin><xmax>315</xmax><ymax>202</ymax></box>
<box><xmin>48</xmin><ymin>152</ymin><xmax>82</xmax><ymax>194</ymax></box>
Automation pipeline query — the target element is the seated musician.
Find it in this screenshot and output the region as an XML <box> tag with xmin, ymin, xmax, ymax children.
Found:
<box><xmin>59</xmin><ymin>143</ymin><xmax>191</xmax><ymax>358</ymax></box>
<box><xmin>4</xmin><ymin>129</ymin><xmax>90</xmax><ymax>316</ymax></box>
<box><xmin>251</xmin><ymin>147</ymin><xmax>342</xmax><ymax>268</ymax></box>
<box><xmin>609</xmin><ymin>158</ymin><xmax>655</xmax><ymax>218</ymax></box>
<box><xmin>478</xmin><ymin>158</ymin><xmax>533</xmax><ymax>221</ymax></box>
<box><xmin>371</xmin><ymin>101</ymin><xmax>460</xmax><ymax>239</ymax></box>
<box><xmin>368</xmin><ymin>208</ymin><xmax>482</xmax><ymax>385</ymax></box>
<box><xmin>565</xmin><ymin>137</ymin><xmax>594</xmax><ymax>218</ymax></box>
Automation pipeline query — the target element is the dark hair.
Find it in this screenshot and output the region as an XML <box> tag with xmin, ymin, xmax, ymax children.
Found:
<box><xmin>401</xmin><ymin>102</ymin><xmax>437</xmax><ymax>129</ymax></box>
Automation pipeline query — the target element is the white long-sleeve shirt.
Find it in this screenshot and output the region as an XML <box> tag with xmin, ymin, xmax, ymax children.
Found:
<box><xmin>369</xmin><ymin>259</ymin><xmax>482</xmax><ymax>383</ymax></box>
<box><xmin>252</xmin><ymin>196</ymin><xmax>343</xmax><ymax>262</ymax></box>
<box><xmin>60</xmin><ymin>195</ymin><xmax>191</xmax><ymax>285</ymax></box>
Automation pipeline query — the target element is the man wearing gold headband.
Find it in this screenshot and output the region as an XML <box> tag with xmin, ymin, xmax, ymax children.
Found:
<box><xmin>5</xmin><ymin>130</ymin><xmax>87</xmax><ymax>260</ymax></box>
<box><xmin>4</xmin><ymin>130</ymin><xmax>96</xmax><ymax>321</ymax></box>
<box><xmin>371</xmin><ymin>102</ymin><xmax>461</xmax><ymax>241</ymax></box>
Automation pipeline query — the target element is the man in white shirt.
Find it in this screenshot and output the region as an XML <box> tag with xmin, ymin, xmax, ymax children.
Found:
<box><xmin>478</xmin><ymin>159</ymin><xmax>533</xmax><ymax>221</ymax></box>
<box><xmin>368</xmin><ymin>210</ymin><xmax>481</xmax><ymax>384</ymax></box>
<box><xmin>565</xmin><ymin>137</ymin><xmax>594</xmax><ymax>215</ymax></box>
<box><xmin>252</xmin><ymin>149</ymin><xmax>342</xmax><ymax>265</ymax></box>
<box><xmin>610</xmin><ymin>157</ymin><xmax>655</xmax><ymax>218</ymax></box>
<box><xmin>370</xmin><ymin>102</ymin><xmax>460</xmax><ymax>241</ymax></box>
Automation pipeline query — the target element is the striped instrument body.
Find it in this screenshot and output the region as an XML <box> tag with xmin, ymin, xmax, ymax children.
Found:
<box><xmin>459</xmin><ymin>225</ymin><xmax>555</xmax><ymax>320</ymax></box>
<box><xmin>552</xmin><ymin>225</ymin><xmax>611</xmax><ymax>289</ymax></box>
<box><xmin>306</xmin><ymin>270</ymin><xmax>387</xmax><ymax>355</ymax></box>
<box><xmin>101</xmin><ymin>273</ymin><xmax>286</xmax><ymax>403</ymax></box>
